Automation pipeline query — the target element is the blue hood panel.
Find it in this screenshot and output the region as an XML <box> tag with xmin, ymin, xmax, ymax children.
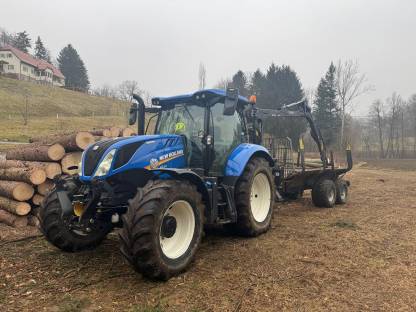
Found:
<box><xmin>79</xmin><ymin>134</ymin><xmax>186</xmax><ymax>182</ymax></box>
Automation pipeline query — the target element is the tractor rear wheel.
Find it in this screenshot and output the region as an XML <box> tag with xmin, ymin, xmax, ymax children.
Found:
<box><xmin>119</xmin><ymin>180</ymin><xmax>204</xmax><ymax>280</ymax></box>
<box><xmin>312</xmin><ymin>178</ymin><xmax>336</xmax><ymax>208</ymax></box>
<box><xmin>335</xmin><ymin>179</ymin><xmax>348</xmax><ymax>204</ymax></box>
<box><xmin>232</xmin><ymin>157</ymin><xmax>275</xmax><ymax>236</ymax></box>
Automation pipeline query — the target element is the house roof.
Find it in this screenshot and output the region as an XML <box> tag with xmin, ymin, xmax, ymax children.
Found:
<box><xmin>152</xmin><ymin>89</ymin><xmax>249</xmax><ymax>107</ymax></box>
<box><xmin>0</xmin><ymin>44</ymin><xmax>65</xmax><ymax>79</ymax></box>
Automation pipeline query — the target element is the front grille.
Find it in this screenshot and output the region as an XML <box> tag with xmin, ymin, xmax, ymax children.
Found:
<box><xmin>83</xmin><ymin>138</ymin><xmax>128</xmax><ymax>176</ymax></box>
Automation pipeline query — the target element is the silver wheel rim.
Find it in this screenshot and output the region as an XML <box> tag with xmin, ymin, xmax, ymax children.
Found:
<box><xmin>340</xmin><ymin>187</ymin><xmax>346</xmax><ymax>200</ymax></box>
<box><xmin>159</xmin><ymin>200</ymin><xmax>195</xmax><ymax>259</ymax></box>
<box><xmin>328</xmin><ymin>189</ymin><xmax>335</xmax><ymax>203</ymax></box>
<box><xmin>250</xmin><ymin>172</ymin><xmax>272</xmax><ymax>222</ymax></box>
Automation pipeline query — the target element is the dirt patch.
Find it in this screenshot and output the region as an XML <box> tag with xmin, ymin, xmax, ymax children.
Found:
<box><xmin>1</xmin><ymin>166</ymin><xmax>416</xmax><ymax>311</ymax></box>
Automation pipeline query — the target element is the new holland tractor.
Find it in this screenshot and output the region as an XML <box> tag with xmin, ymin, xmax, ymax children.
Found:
<box><xmin>39</xmin><ymin>89</ymin><xmax>352</xmax><ymax>280</ymax></box>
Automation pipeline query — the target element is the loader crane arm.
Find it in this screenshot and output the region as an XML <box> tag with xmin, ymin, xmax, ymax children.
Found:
<box><xmin>251</xmin><ymin>99</ymin><xmax>328</xmax><ymax>165</ymax></box>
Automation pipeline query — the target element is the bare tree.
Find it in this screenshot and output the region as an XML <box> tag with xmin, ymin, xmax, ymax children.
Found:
<box><xmin>213</xmin><ymin>77</ymin><xmax>231</xmax><ymax>90</ymax></box>
<box><xmin>336</xmin><ymin>59</ymin><xmax>372</xmax><ymax>149</ymax></box>
<box><xmin>370</xmin><ymin>100</ymin><xmax>385</xmax><ymax>158</ymax></box>
<box><xmin>118</xmin><ymin>80</ymin><xmax>141</xmax><ymax>102</ymax></box>
<box><xmin>407</xmin><ymin>94</ymin><xmax>416</xmax><ymax>156</ymax></box>
<box><xmin>198</xmin><ymin>62</ymin><xmax>206</xmax><ymax>90</ymax></box>
<box><xmin>93</xmin><ymin>84</ymin><xmax>117</xmax><ymax>99</ymax></box>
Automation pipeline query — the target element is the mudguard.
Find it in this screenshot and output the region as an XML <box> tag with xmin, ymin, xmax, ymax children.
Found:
<box><xmin>225</xmin><ymin>143</ymin><xmax>274</xmax><ymax>177</ymax></box>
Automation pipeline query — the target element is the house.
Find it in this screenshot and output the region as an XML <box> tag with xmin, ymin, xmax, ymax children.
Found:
<box><xmin>0</xmin><ymin>44</ymin><xmax>65</xmax><ymax>87</ymax></box>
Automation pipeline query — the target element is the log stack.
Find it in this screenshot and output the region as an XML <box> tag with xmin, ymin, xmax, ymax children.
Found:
<box><xmin>0</xmin><ymin>127</ymin><xmax>137</xmax><ymax>229</ymax></box>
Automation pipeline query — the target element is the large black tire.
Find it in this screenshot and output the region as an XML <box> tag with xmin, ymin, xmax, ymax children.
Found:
<box><xmin>312</xmin><ymin>178</ymin><xmax>336</xmax><ymax>208</ymax></box>
<box><xmin>232</xmin><ymin>157</ymin><xmax>275</xmax><ymax>237</ymax></box>
<box><xmin>119</xmin><ymin>180</ymin><xmax>204</xmax><ymax>280</ymax></box>
<box><xmin>335</xmin><ymin>179</ymin><xmax>348</xmax><ymax>204</ymax></box>
<box><xmin>39</xmin><ymin>190</ymin><xmax>112</xmax><ymax>252</ymax></box>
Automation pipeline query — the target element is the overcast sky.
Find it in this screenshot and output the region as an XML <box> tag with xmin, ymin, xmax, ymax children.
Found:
<box><xmin>2</xmin><ymin>0</ymin><xmax>415</xmax><ymax>115</ymax></box>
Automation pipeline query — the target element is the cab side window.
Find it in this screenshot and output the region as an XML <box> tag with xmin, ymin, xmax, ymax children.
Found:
<box><xmin>210</xmin><ymin>102</ymin><xmax>243</xmax><ymax>175</ymax></box>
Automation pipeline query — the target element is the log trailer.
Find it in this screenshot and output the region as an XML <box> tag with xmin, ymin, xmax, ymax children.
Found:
<box><xmin>39</xmin><ymin>89</ymin><xmax>352</xmax><ymax>280</ymax></box>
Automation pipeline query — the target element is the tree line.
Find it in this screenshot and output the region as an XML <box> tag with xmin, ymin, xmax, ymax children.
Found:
<box><xmin>360</xmin><ymin>93</ymin><xmax>416</xmax><ymax>159</ymax></box>
<box><xmin>0</xmin><ymin>27</ymin><xmax>90</xmax><ymax>92</ymax></box>
<box><xmin>214</xmin><ymin>60</ymin><xmax>371</xmax><ymax>151</ymax></box>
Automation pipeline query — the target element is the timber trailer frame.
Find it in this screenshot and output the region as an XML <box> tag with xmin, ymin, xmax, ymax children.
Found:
<box><xmin>39</xmin><ymin>89</ymin><xmax>352</xmax><ymax>280</ymax></box>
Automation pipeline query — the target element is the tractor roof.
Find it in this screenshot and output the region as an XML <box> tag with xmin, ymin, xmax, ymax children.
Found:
<box><xmin>152</xmin><ymin>89</ymin><xmax>250</xmax><ymax>106</ymax></box>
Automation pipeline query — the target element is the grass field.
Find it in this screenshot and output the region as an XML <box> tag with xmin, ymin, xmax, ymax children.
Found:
<box><xmin>1</xmin><ymin>163</ymin><xmax>416</xmax><ymax>311</ymax></box>
<box><xmin>0</xmin><ymin>76</ymin><xmax>131</xmax><ymax>141</ymax></box>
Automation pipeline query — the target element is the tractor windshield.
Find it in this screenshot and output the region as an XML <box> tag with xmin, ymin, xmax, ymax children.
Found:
<box><xmin>156</xmin><ymin>103</ymin><xmax>205</xmax><ymax>167</ymax></box>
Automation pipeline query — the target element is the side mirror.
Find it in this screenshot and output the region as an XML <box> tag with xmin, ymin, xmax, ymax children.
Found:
<box><xmin>129</xmin><ymin>103</ymin><xmax>137</xmax><ymax>125</ymax></box>
<box><xmin>223</xmin><ymin>88</ymin><xmax>238</xmax><ymax>116</ymax></box>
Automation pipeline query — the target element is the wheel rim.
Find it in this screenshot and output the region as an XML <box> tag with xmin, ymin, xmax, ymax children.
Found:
<box><xmin>159</xmin><ymin>200</ymin><xmax>195</xmax><ymax>259</ymax></box>
<box><xmin>328</xmin><ymin>189</ymin><xmax>335</xmax><ymax>203</ymax></box>
<box><xmin>339</xmin><ymin>186</ymin><xmax>346</xmax><ymax>200</ymax></box>
<box><xmin>250</xmin><ymin>172</ymin><xmax>272</xmax><ymax>222</ymax></box>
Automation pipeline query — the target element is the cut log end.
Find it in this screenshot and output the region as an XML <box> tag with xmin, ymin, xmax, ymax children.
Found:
<box><xmin>122</xmin><ymin>128</ymin><xmax>137</xmax><ymax>137</ymax></box>
<box><xmin>110</xmin><ymin>127</ymin><xmax>121</xmax><ymax>137</ymax></box>
<box><xmin>47</xmin><ymin>144</ymin><xmax>65</xmax><ymax>161</ymax></box>
<box><xmin>13</xmin><ymin>182</ymin><xmax>35</xmax><ymax>201</ymax></box>
<box><xmin>37</xmin><ymin>180</ymin><xmax>54</xmax><ymax>196</ymax></box>
<box><xmin>32</xmin><ymin>194</ymin><xmax>45</xmax><ymax>206</ymax></box>
<box><xmin>30</xmin><ymin>168</ymin><xmax>47</xmax><ymax>185</ymax></box>
<box><xmin>75</xmin><ymin>132</ymin><xmax>95</xmax><ymax>150</ymax></box>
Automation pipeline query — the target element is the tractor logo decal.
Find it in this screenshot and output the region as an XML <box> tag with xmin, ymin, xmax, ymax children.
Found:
<box><xmin>149</xmin><ymin>158</ymin><xmax>159</xmax><ymax>169</ymax></box>
<box><xmin>145</xmin><ymin>149</ymin><xmax>184</xmax><ymax>170</ymax></box>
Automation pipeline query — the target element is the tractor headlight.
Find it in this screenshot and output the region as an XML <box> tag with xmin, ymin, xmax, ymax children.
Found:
<box><xmin>94</xmin><ymin>149</ymin><xmax>116</xmax><ymax>177</ymax></box>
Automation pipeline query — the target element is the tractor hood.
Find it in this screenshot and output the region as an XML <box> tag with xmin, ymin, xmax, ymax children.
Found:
<box><xmin>79</xmin><ymin>134</ymin><xmax>186</xmax><ymax>182</ymax></box>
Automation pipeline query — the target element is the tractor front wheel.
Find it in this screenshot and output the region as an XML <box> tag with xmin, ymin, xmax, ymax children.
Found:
<box><xmin>39</xmin><ymin>190</ymin><xmax>112</xmax><ymax>252</ymax></box>
<box><xmin>119</xmin><ymin>180</ymin><xmax>204</xmax><ymax>280</ymax></box>
<box><xmin>232</xmin><ymin>157</ymin><xmax>275</xmax><ymax>236</ymax></box>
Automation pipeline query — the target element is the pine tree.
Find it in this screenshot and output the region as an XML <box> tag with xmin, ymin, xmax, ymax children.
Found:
<box><xmin>34</xmin><ymin>36</ymin><xmax>50</xmax><ymax>62</ymax></box>
<box><xmin>57</xmin><ymin>44</ymin><xmax>90</xmax><ymax>91</ymax></box>
<box><xmin>251</xmin><ymin>64</ymin><xmax>306</xmax><ymax>147</ymax></box>
<box><xmin>12</xmin><ymin>31</ymin><xmax>31</xmax><ymax>52</ymax></box>
<box><xmin>230</xmin><ymin>70</ymin><xmax>249</xmax><ymax>97</ymax></box>
<box><xmin>313</xmin><ymin>62</ymin><xmax>340</xmax><ymax>146</ymax></box>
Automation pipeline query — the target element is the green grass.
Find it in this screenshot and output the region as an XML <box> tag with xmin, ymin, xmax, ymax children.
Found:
<box><xmin>331</xmin><ymin>219</ymin><xmax>358</xmax><ymax>229</ymax></box>
<box><xmin>0</xmin><ymin>76</ymin><xmax>134</xmax><ymax>141</ymax></box>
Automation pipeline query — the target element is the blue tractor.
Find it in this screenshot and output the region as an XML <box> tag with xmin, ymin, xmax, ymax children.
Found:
<box><xmin>39</xmin><ymin>89</ymin><xmax>352</xmax><ymax>280</ymax></box>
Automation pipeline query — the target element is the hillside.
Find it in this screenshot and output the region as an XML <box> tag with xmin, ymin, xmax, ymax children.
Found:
<box><xmin>0</xmin><ymin>76</ymin><xmax>128</xmax><ymax>118</ymax></box>
<box><xmin>0</xmin><ymin>76</ymin><xmax>131</xmax><ymax>141</ymax></box>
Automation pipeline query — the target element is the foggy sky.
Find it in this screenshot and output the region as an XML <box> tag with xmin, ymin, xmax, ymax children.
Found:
<box><xmin>2</xmin><ymin>0</ymin><xmax>416</xmax><ymax>115</ymax></box>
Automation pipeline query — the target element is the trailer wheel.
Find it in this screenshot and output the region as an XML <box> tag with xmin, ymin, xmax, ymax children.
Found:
<box><xmin>312</xmin><ymin>178</ymin><xmax>336</xmax><ymax>208</ymax></box>
<box><xmin>39</xmin><ymin>190</ymin><xmax>112</xmax><ymax>252</ymax></box>
<box><xmin>335</xmin><ymin>180</ymin><xmax>348</xmax><ymax>204</ymax></box>
<box><xmin>232</xmin><ymin>157</ymin><xmax>275</xmax><ymax>236</ymax></box>
<box><xmin>119</xmin><ymin>180</ymin><xmax>204</xmax><ymax>280</ymax></box>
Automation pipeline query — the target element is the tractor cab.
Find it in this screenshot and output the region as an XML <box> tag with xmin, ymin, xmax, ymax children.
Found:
<box><xmin>130</xmin><ymin>89</ymin><xmax>252</xmax><ymax>177</ymax></box>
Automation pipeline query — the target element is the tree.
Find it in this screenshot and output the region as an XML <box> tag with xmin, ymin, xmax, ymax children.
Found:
<box><xmin>213</xmin><ymin>77</ymin><xmax>231</xmax><ymax>90</ymax></box>
<box><xmin>244</xmin><ymin>64</ymin><xmax>306</xmax><ymax>147</ymax></box>
<box><xmin>230</xmin><ymin>70</ymin><xmax>249</xmax><ymax>97</ymax></box>
<box><xmin>34</xmin><ymin>36</ymin><xmax>50</xmax><ymax>62</ymax></box>
<box><xmin>57</xmin><ymin>44</ymin><xmax>90</xmax><ymax>91</ymax></box>
<box><xmin>198</xmin><ymin>62</ymin><xmax>206</xmax><ymax>90</ymax></box>
<box><xmin>336</xmin><ymin>59</ymin><xmax>372</xmax><ymax>149</ymax></box>
<box><xmin>12</xmin><ymin>31</ymin><xmax>31</xmax><ymax>52</ymax></box>
<box><xmin>0</xmin><ymin>27</ymin><xmax>13</xmax><ymax>47</ymax></box>
<box><xmin>313</xmin><ymin>62</ymin><xmax>340</xmax><ymax>147</ymax></box>
<box><xmin>118</xmin><ymin>80</ymin><xmax>141</xmax><ymax>102</ymax></box>
<box><xmin>369</xmin><ymin>100</ymin><xmax>386</xmax><ymax>158</ymax></box>
<box><xmin>409</xmin><ymin>94</ymin><xmax>416</xmax><ymax>156</ymax></box>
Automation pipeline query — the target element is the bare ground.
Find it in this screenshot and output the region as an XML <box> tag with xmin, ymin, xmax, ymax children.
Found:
<box><xmin>1</xmin><ymin>166</ymin><xmax>416</xmax><ymax>312</ymax></box>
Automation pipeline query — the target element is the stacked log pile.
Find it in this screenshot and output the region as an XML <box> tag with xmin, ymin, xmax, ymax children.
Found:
<box><xmin>0</xmin><ymin>127</ymin><xmax>136</xmax><ymax>228</ymax></box>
